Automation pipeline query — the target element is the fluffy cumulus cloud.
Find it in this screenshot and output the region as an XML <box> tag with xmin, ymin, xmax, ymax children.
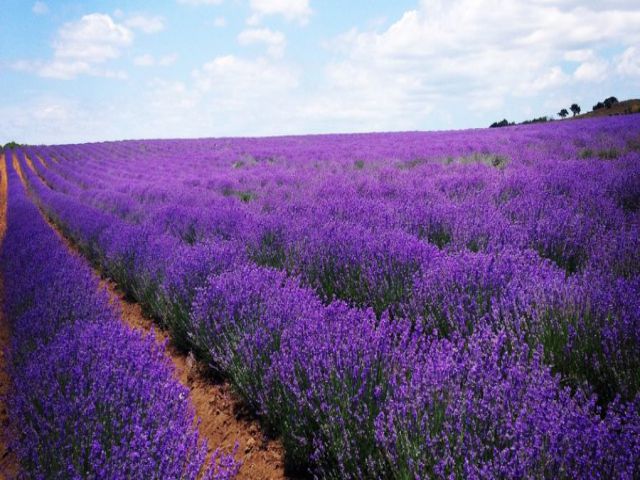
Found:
<box><xmin>12</xmin><ymin>13</ymin><xmax>143</xmax><ymax>79</ymax></box>
<box><xmin>139</xmin><ymin>55</ymin><xmax>300</xmax><ymax>136</ymax></box>
<box><xmin>312</xmin><ymin>0</ymin><xmax>640</xmax><ymax>126</ymax></box>
<box><xmin>563</xmin><ymin>49</ymin><xmax>596</xmax><ymax>63</ymax></box>
<box><xmin>616</xmin><ymin>46</ymin><xmax>640</xmax><ymax>77</ymax></box>
<box><xmin>192</xmin><ymin>55</ymin><xmax>297</xmax><ymax>95</ymax></box>
<box><xmin>6</xmin><ymin>0</ymin><xmax>640</xmax><ymax>143</ymax></box>
<box><xmin>573</xmin><ymin>58</ymin><xmax>609</xmax><ymax>82</ymax></box>
<box><xmin>248</xmin><ymin>0</ymin><xmax>312</xmax><ymax>25</ymax></box>
<box><xmin>53</xmin><ymin>14</ymin><xmax>132</xmax><ymax>62</ymax></box>
<box><xmin>238</xmin><ymin>28</ymin><xmax>286</xmax><ymax>57</ymax></box>
<box><xmin>13</xmin><ymin>14</ymin><xmax>133</xmax><ymax>79</ymax></box>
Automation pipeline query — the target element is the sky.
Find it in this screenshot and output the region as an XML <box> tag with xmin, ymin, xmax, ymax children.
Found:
<box><xmin>1</xmin><ymin>0</ymin><xmax>639</xmax><ymax>144</ymax></box>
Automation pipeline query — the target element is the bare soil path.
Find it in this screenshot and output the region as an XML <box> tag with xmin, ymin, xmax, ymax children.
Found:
<box><xmin>105</xmin><ymin>281</ymin><xmax>288</xmax><ymax>479</ymax></box>
<box><xmin>0</xmin><ymin>154</ymin><xmax>19</xmax><ymax>479</ymax></box>
<box><xmin>16</xmin><ymin>154</ymin><xmax>290</xmax><ymax>480</ymax></box>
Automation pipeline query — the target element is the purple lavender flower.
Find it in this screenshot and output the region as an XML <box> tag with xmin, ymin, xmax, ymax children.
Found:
<box><xmin>2</xmin><ymin>157</ymin><xmax>239</xmax><ymax>478</ymax></box>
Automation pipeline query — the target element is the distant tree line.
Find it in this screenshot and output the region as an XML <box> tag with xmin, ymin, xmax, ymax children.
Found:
<box><xmin>489</xmin><ymin>116</ymin><xmax>553</xmax><ymax>128</ymax></box>
<box><xmin>557</xmin><ymin>97</ymin><xmax>619</xmax><ymax>118</ymax></box>
<box><xmin>556</xmin><ymin>104</ymin><xmax>581</xmax><ymax>118</ymax></box>
<box><xmin>2</xmin><ymin>141</ymin><xmax>22</xmax><ymax>150</ymax></box>
<box><xmin>489</xmin><ymin>115</ymin><xmax>553</xmax><ymax>128</ymax></box>
<box><xmin>592</xmin><ymin>96</ymin><xmax>619</xmax><ymax>111</ymax></box>
<box><xmin>489</xmin><ymin>119</ymin><xmax>515</xmax><ymax>128</ymax></box>
<box><xmin>521</xmin><ymin>116</ymin><xmax>552</xmax><ymax>125</ymax></box>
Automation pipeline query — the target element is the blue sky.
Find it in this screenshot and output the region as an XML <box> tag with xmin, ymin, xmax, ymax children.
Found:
<box><xmin>1</xmin><ymin>0</ymin><xmax>639</xmax><ymax>144</ymax></box>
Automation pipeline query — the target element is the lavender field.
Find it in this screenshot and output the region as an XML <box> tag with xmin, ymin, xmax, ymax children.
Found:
<box><xmin>2</xmin><ymin>115</ymin><xmax>640</xmax><ymax>478</ymax></box>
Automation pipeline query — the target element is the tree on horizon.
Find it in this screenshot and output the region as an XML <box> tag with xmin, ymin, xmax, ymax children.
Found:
<box><xmin>570</xmin><ymin>104</ymin><xmax>581</xmax><ymax>117</ymax></box>
<box><xmin>604</xmin><ymin>96</ymin><xmax>619</xmax><ymax>109</ymax></box>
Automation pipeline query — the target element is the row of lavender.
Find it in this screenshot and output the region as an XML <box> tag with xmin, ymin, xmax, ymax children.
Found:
<box><xmin>33</xmin><ymin>131</ymin><xmax>639</xmax><ymax>289</ymax></box>
<box><xmin>0</xmin><ymin>157</ymin><xmax>239</xmax><ymax>478</ymax></box>
<box><xmin>23</xmin><ymin>118</ymin><xmax>640</xmax><ymax>404</ymax></box>
<box><xmin>14</xmin><ymin>116</ymin><xmax>640</xmax><ymax>477</ymax></box>
<box><xmin>30</xmin><ymin>119</ymin><xmax>640</xmax><ymax>287</ymax></box>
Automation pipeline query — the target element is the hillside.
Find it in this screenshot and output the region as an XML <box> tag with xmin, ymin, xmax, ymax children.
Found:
<box><xmin>574</xmin><ymin>98</ymin><xmax>640</xmax><ymax>119</ymax></box>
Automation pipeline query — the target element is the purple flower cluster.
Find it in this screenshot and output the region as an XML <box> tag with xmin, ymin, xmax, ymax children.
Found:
<box><xmin>10</xmin><ymin>114</ymin><xmax>640</xmax><ymax>478</ymax></box>
<box><xmin>1</xmin><ymin>158</ymin><xmax>239</xmax><ymax>478</ymax></box>
<box><xmin>381</xmin><ymin>327</ymin><xmax>640</xmax><ymax>479</ymax></box>
<box><xmin>191</xmin><ymin>265</ymin><xmax>321</xmax><ymax>415</ymax></box>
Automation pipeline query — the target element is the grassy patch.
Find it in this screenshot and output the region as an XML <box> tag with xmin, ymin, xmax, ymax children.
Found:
<box><xmin>222</xmin><ymin>186</ymin><xmax>256</xmax><ymax>202</ymax></box>
<box><xmin>597</xmin><ymin>148</ymin><xmax>620</xmax><ymax>160</ymax></box>
<box><xmin>579</xmin><ymin>148</ymin><xmax>594</xmax><ymax>159</ymax></box>
<box><xmin>446</xmin><ymin>152</ymin><xmax>509</xmax><ymax>169</ymax></box>
<box><xmin>397</xmin><ymin>158</ymin><xmax>427</xmax><ymax>169</ymax></box>
<box><xmin>580</xmin><ymin>147</ymin><xmax>620</xmax><ymax>160</ymax></box>
<box><xmin>626</xmin><ymin>136</ymin><xmax>640</xmax><ymax>152</ymax></box>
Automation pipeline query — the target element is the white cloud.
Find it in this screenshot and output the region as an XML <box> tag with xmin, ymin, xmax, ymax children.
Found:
<box><xmin>38</xmin><ymin>61</ymin><xmax>92</xmax><ymax>79</ymax></box>
<box><xmin>0</xmin><ymin>96</ymin><xmax>133</xmax><ymax>144</ymax></box>
<box><xmin>12</xmin><ymin>58</ymin><xmax>128</xmax><ymax>80</ymax></box>
<box><xmin>520</xmin><ymin>66</ymin><xmax>571</xmax><ymax>93</ymax></box>
<box><xmin>309</xmin><ymin>0</ymin><xmax>640</xmax><ymax>127</ymax></box>
<box><xmin>238</xmin><ymin>28</ymin><xmax>286</xmax><ymax>57</ymax></box>
<box><xmin>13</xmin><ymin>59</ymin><xmax>91</xmax><ymax>79</ymax></box>
<box><xmin>563</xmin><ymin>49</ymin><xmax>595</xmax><ymax>62</ymax></box>
<box><xmin>248</xmin><ymin>0</ymin><xmax>312</xmax><ymax>25</ymax></box>
<box><xmin>148</xmin><ymin>80</ymin><xmax>199</xmax><ymax>110</ymax></box>
<box><xmin>177</xmin><ymin>0</ymin><xmax>223</xmax><ymax>5</ymax></box>
<box><xmin>137</xmin><ymin>55</ymin><xmax>301</xmax><ymax>136</ymax></box>
<box><xmin>32</xmin><ymin>1</ymin><xmax>48</xmax><ymax>15</ymax></box>
<box><xmin>54</xmin><ymin>14</ymin><xmax>133</xmax><ymax>62</ymax></box>
<box><xmin>2</xmin><ymin>98</ymin><xmax>76</xmax><ymax>136</ymax></box>
<box><xmin>616</xmin><ymin>46</ymin><xmax>640</xmax><ymax>77</ymax></box>
<box><xmin>212</xmin><ymin>16</ymin><xmax>227</xmax><ymax>27</ymax></box>
<box><xmin>13</xmin><ymin>13</ymin><xmax>133</xmax><ymax>79</ymax></box>
<box><xmin>574</xmin><ymin>58</ymin><xmax>609</xmax><ymax>82</ymax></box>
<box><xmin>134</xmin><ymin>53</ymin><xmax>178</xmax><ymax>67</ymax></box>
<box><xmin>124</xmin><ymin>15</ymin><xmax>165</xmax><ymax>34</ymax></box>
<box><xmin>8</xmin><ymin>0</ymin><xmax>640</xmax><ymax>143</ymax></box>
<box><xmin>192</xmin><ymin>55</ymin><xmax>297</xmax><ymax>94</ymax></box>
<box><xmin>133</xmin><ymin>54</ymin><xmax>155</xmax><ymax>67</ymax></box>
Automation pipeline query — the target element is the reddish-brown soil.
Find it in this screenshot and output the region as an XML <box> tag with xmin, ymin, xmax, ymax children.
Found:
<box><xmin>105</xmin><ymin>282</ymin><xmax>288</xmax><ymax>479</ymax></box>
<box><xmin>17</xmin><ymin>154</ymin><xmax>290</xmax><ymax>480</ymax></box>
<box><xmin>22</xmin><ymin>155</ymin><xmax>37</xmax><ymax>173</ymax></box>
<box><xmin>0</xmin><ymin>154</ymin><xmax>19</xmax><ymax>479</ymax></box>
<box><xmin>34</xmin><ymin>154</ymin><xmax>47</xmax><ymax>168</ymax></box>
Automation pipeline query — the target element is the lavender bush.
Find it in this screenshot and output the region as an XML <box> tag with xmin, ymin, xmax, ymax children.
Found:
<box><xmin>1</xmin><ymin>158</ymin><xmax>239</xmax><ymax>478</ymax></box>
<box><xmin>11</xmin><ymin>115</ymin><xmax>640</xmax><ymax>478</ymax></box>
<box><xmin>376</xmin><ymin>328</ymin><xmax>640</xmax><ymax>479</ymax></box>
<box><xmin>191</xmin><ymin>265</ymin><xmax>322</xmax><ymax>417</ymax></box>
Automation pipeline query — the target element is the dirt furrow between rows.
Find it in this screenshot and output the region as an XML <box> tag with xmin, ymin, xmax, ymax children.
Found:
<box><xmin>0</xmin><ymin>154</ymin><xmax>19</xmax><ymax>479</ymax></box>
<box><xmin>15</xmin><ymin>154</ymin><xmax>289</xmax><ymax>480</ymax></box>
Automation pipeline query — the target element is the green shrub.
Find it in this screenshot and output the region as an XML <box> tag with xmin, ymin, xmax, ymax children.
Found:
<box><xmin>579</xmin><ymin>149</ymin><xmax>594</xmax><ymax>159</ymax></box>
<box><xmin>597</xmin><ymin>148</ymin><xmax>619</xmax><ymax>160</ymax></box>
